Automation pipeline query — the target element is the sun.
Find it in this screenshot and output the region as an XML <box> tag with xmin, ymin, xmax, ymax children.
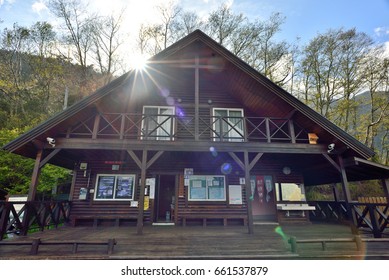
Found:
<box><xmin>131</xmin><ymin>53</ymin><xmax>149</xmax><ymax>71</ymax></box>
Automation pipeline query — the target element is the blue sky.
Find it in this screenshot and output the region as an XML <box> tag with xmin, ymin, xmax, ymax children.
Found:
<box><xmin>0</xmin><ymin>0</ymin><xmax>388</xmax><ymax>47</ymax></box>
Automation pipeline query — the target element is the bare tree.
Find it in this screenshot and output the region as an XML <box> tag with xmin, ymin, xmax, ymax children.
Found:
<box><xmin>92</xmin><ymin>9</ymin><xmax>126</xmax><ymax>84</ymax></box>
<box><xmin>206</xmin><ymin>3</ymin><xmax>246</xmax><ymax>45</ymax></box>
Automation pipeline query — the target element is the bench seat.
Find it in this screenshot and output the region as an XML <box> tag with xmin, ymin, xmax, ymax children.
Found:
<box><xmin>181</xmin><ymin>214</ymin><xmax>247</xmax><ymax>227</ymax></box>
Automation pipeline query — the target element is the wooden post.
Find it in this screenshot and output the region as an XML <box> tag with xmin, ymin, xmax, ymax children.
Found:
<box><xmin>244</xmin><ymin>150</ymin><xmax>254</xmax><ymax>234</ymax></box>
<box><xmin>332</xmin><ymin>184</ymin><xmax>340</xmax><ymax>202</ymax></box>
<box><xmin>194</xmin><ymin>56</ymin><xmax>199</xmax><ymax>141</ymax></box>
<box><xmin>382</xmin><ymin>179</ymin><xmax>389</xmax><ymax>203</ymax></box>
<box><xmin>137</xmin><ymin>149</ymin><xmax>147</xmax><ymax>235</ymax></box>
<box><xmin>28</xmin><ymin>149</ymin><xmax>44</xmax><ymax>201</ymax></box>
<box><xmin>338</xmin><ymin>156</ymin><xmax>358</xmax><ymax>234</ymax></box>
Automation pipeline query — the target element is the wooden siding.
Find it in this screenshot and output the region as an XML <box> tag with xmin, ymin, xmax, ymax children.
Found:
<box><xmin>68</xmin><ymin>151</ymin><xmax>308</xmax><ymax>225</ymax></box>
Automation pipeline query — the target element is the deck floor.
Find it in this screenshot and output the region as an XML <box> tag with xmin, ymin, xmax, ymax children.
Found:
<box><xmin>1</xmin><ymin>222</ymin><xmax>388</xmax><ymax>260</ymax></box>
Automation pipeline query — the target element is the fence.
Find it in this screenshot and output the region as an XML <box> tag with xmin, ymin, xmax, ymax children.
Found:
<box><xmin>309</xmin><ymin>199</ymin><xmax>389</xmax><ymax>238</ymax></box>
<box><xmin>0</xmin><ymin>200</ymin><xmax>71</xmax><ymax>241</ymax></box>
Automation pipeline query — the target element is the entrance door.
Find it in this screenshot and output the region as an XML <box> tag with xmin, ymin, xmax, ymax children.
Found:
<box><xmin>251</xmin><ymin>175</ymin><xmax>277</xmax><ymax>221</ymax></box>
<box><xmin>154</xmin><ymin>175</ymin><xmax>176</xmax><ymax>222</ymax></box>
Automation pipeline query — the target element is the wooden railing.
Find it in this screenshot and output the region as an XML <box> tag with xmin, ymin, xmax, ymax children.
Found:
<box><xmin>62</xmin><ymin>113</ymin><xmax>309</xmax><ymax>143</ymax></box>
<box><xmin>309</xmin><ymin>200</ymin><xmax>389</xmax><ymax>238</ymax></box>
<box><xmin>0</xmin><ymin>200</ymin><xmax>71</xmax><ymax>240</ymax></box>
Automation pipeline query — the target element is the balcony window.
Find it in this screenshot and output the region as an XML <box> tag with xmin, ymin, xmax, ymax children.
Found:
<box><xmin>142</xmin><ymin>106</ymin><xmax>175</xmax><ymax>140</ymax></box>
<box><xmin>213</xmin><ymin>108</ymin><xmax>244</xmax><ymax>142</ymax></box>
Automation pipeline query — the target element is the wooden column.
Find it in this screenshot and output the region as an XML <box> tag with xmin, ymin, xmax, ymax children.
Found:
<box><xmin>338</xmin><ymin>156</ymin><xmax>357</xmax><ymax>233</ymax></box>
<box><xmin>194</xmin><ymin>56</ymin><xmax>199</xmax><ymax>141</ymax></box>
<box><xmin>27</xmin><ymin>149</ymin><xmax>44</xmax><ymax>201</ymax></box>
<box><xmin>244</xmin><ymin>151</ymin><xmax>254</xmax><ymax>234</ymax></box>
<box><xmin>332</xmin><ymin>184</ymin><xmax>340</xmax><ymax>202</ymax></box>
<box><xmin>137</xmin><ymin>149</ymin><xmax>147</xmax><ymax>235</ymax></box>
<box><xmin>382</xmin><ymin>178</ymin><xmax>389</xmax><ymax>203</ymax></box>
<box><xmin>229</xmin><ymin>151</ymin><xmax>262</xmax><ymax>234</ymax></box>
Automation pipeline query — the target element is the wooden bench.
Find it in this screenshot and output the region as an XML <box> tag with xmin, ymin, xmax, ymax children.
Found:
<box><xmin>72</xmin><ymin>215</ymin><xmax>138</xmax><ymax>227</ymax></box>
<box><xmin>0</xmin><ymin>238</ymin><xmax>116</xmax><ymax>255</ymax></box>
<box><xmin>181</xmin><ymin>214</ymin><xmax>247</xmax><ymax>227</ymax></box>
<box><xmin>288</xmin><ymin>236</ymin><xmax>389</xmax><ymax>253</ymax></box>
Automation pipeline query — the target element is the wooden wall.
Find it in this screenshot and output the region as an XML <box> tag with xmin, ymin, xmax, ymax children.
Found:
<box><xmin>69</xmin><ymin>151</ymin><xmax>306</xmax><ymax>226</ymax></box>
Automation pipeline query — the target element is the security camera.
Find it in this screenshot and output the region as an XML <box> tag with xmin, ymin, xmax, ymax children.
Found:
<box><xmin>46</xmin><ymin>137</ymin><xmax>56</xmax><ymax>147</ymax></box>
<box><xmin>327</xmin><ymin>143</ymin><xmax>335</xmax><ymax>153</ymax></box>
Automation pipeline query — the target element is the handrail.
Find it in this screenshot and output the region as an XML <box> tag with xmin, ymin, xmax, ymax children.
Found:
<box><xmin>0</xmin><ymin>200</ymin><xmax>71</xmax><ymax>240</ymax></box>
<box><xmin>62</xmin><ymin>113</ymin><xmax>309</xmax><ymax>144</ymax></box>
<box><xmin>308</xmin><ymin>200</ymin><xmax>389</xmax><ymax>238</ymax></box>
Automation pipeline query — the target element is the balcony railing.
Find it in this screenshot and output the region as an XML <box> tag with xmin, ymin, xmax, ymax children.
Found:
<box><xmin>63</xmin><ymin>113</ymin><xmax>310</xmax><ymax>143</ymax></box>
<box><xmin>0</xmin><ymin>200</ymin><xmax>71</xmax><ymax>240</ymax></box>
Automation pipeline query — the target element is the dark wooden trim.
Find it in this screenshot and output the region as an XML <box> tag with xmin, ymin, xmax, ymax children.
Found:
<box><xmin>382</xmin><ymin>179</ymin><xmax>389</xmax><ymax>203</ymax></box>
<box><xmin>92</xmin><ymin>114</ymin><xmax>100</xmax><ymax>139</ymax></box>
<box><xmin>228</xmin><ymin>152</ymin><xmax>244</xmax><ymax>170</ymax></box>
<box><xmin>244</xmin><ymin>150</ymin><xmax>254</xmax><ymax>234</ymax></box>
<box><xmin>57</xmin><ymin>138</ymin><xmax>326</xmax><ymax>154</ymax></box>
<box><xmin>127</xmin><ymin>150</ymin><xmax>142</xmax><ymax>169</ymax></box>
<box><xmin>137</xmin><ymin>149</ymin><xmax>147</xmax><ymax>235</ymax></box>
<box><xmin>322</xmin><ymin>153</ymin><xmax>341</xmax><ymax>173</ymax></box>
<box><xmin>68</xmin><ymin>166</ymin><xmax>77</xmax><ymax>201</ymax></box>
<box><xmin>338</xmin><ymin>156</ymin><xmax>358</xmax><ymax>232</ymax></box>
<box><xmin>28</xmin><ymin>149</ymin><xmax>43</xmax><ymax>201</ymax></box>
<box><xmin>288</xmin><ymin>120</ymin><xmax>296</xmax><ymax>144</ymax></box>
<box><xmin>39</xmin><ymin>149</ymin><xmax>61</xmax><ymax>168</ymax></box>
<box><xmin>249</xmin><ymin>152</ymin><xmax>263</xmax><ymax>171</ymax></box>
<box><xmin>195</xmin><ymin>56</ymin><xmax>199</xmax><ymax>141</ymax></box>
<box><xmin>146</xmin><ymin>151</ymin><xmax>164</xmax><ymax>169</ymax></box>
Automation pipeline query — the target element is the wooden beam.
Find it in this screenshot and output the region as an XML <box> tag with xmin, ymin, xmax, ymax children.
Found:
<box><xmin>92</xmin><ymin>113</ymin><xmax>100</xmax><ymax>139</ymax></box>
<box><xmin>146</xmin><ymin>151</ymin><xmax>164</xmax><ymax>169</ymax></box>
<box><xmin>39</xmin><ymin>149</ymin><xmax>61</xmax><ymax>168</ymax></box>
<box><xmin>248</xmin><ymin>153</ymin><xmax>263</xmax><ymax>171</ymax></box>
<box><xmin>322</xmin><ymin>153</ymin><xmax>341</xmax><ymax>173</ymax></box>
<box><xmin>56</xmin><ymin>138</ymin><xmax>327</xmax><ymax>154</ymax></box>
<box><xmin>194</xmin><ymin>56</ymin><xmax>199</xmax><ymax>141</ymax></box>
<box><xmin>338</xmin><ymin>155</ymin><xmax>358</xmax><ymax>233</ymax></box>
<box><xmin>127</xmin><ymin>150</ymin><xmax>142</xmax><ymax>169</ymax></box>
<box><xmin>28</xmin><ymin>149</ymin><xmax>43</xmax><ymax>201</ymax></box>
<box><xmin>228</xmin><ymin>152</ymin><xmax>244</xmax><ymax>170</ymax></box>
<box><xmin>244</xmin><ymin>150</ymin><xmax>254</xmax><ymax>234</ymax></box>
<box><xmin>137</xmin><ymin>149</ymin><xmax>147</xmax><ymax>235</ymax></box>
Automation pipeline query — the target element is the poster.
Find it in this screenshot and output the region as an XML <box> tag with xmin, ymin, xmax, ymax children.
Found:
<box><xmin>229</xmin><ymin>185</ymin><xmax>242</xmax><ymax>204</ymax></box>
<box><xmin>144</xmin><ymin>196</ymin><xmax>149</xmax><ymax>210</ymax></box>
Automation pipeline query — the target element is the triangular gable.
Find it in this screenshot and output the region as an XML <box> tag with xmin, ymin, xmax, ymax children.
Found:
<box><xmin>3</xmin><ymin>29</ymin><xmax>374</xmax><ymax>160</ymax></box>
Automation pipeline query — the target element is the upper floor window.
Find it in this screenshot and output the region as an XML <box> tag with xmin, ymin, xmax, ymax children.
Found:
<box><xmin>213</xmin><ymin>108</ymin><xmax>244</xmax><ymax>142</ymax></box>
<box><xmin>142</xmin><ymin>106</ymin><xmax>175</xmax><ymax>140</ymax></box>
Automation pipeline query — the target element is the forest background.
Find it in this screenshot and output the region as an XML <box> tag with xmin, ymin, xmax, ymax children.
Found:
<box><xmin>0</xmin><ymin>0</ymin><xmax>388</xmax><ymax>199</ymax></box>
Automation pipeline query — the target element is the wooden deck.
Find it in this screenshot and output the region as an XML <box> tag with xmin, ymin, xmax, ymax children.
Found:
<box><xmin>0</xmin><ymin>222</ymin><xmax>388</xmax><ymax>260</ymax></box>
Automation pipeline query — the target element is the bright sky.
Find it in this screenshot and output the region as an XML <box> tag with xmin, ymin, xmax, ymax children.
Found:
<box><xmin>1</xmin><ymin>0</ymin><xmax>388</xmax><ymax>54</ymax></box>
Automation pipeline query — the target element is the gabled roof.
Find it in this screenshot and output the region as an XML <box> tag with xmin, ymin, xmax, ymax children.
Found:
<box><xmin>3</xmin><ymin>29</ymin><xmax>374</xmax><ymax>160</ymax></box>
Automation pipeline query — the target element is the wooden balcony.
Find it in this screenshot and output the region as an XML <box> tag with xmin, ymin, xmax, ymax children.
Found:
<box><xmin>62</xmin><ymin>113</ymin><xmax>310</xmax><ymax>144</ymax></box>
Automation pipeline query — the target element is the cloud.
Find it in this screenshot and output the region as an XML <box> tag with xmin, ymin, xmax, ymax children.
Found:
<box><xmin>0</xmin><ymin>0</ymin><xmax>15</xmax><ymax>8</ymax></box>
<box><xmin>32</xmin><ymin>0</ymin><xmax>48</xmax><ymax>14</ymax></box>
<box><xmin>374</xmin><ymin>26</ymin><xmax>389</xmax><ymax>37</ymax></box>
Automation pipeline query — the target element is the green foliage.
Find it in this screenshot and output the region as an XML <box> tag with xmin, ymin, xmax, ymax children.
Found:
<box><xmin>0</xmin><ymin>128</ymin><xmax>71</xmax><ymax>196</ymax></box>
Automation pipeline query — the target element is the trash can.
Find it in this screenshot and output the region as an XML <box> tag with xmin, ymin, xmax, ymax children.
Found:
<box><xmin>166</xmin><ymin>211</ymin><xmax>170</xmax><ymax>222</ymax></box>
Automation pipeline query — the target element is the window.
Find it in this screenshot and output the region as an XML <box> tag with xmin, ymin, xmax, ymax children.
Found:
<box><xmin>94</xmin><ymin>174</ymin><xmax>135</xmax><ymax>200</ymax></box>
<box><xmin>142</xmin><ymin>106</ymin><xmax>175</xmax><ymax>140</ymax></box>
<box><xmin>213</xmin><ymin>108</ymin><xmax>244</xmax><ymax>142</ymax></box>
<box><xmin>276</xmin><ymin>183</ymin><xmax>306</xmax><ymax>202</ymax></box>
<box><xmin>188</xmin><ymin>175</ymin><xmax>226</xmax><ymax>201</ymax></box>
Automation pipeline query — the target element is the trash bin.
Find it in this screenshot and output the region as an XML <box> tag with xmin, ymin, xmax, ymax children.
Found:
<box><xmin>166</xmin><ymin>211</ymin><xmax>170</xmax><ymax>222</ymax></box>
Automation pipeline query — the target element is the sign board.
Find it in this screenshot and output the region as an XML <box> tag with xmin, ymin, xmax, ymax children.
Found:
<box><xmin>228</xmin><ymin>185</ymin><xmax>242</xmax><ymax>205</ymax></box>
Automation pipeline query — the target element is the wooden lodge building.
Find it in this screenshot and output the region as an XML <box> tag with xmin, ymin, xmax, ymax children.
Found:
<box><xmin>3</xmin><ymin>30</ymin><xmax>389</xmax><ymax>235</ymax></box>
